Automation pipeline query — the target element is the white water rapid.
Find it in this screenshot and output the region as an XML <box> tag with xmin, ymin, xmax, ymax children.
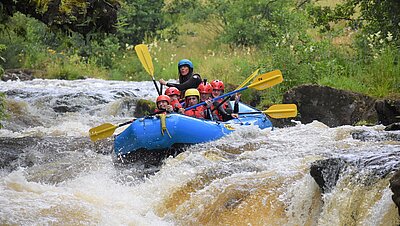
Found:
<box><xmin>0</xmin><ymin>78</ymin><xmax>399</xmax><ymax>225</ymax></box>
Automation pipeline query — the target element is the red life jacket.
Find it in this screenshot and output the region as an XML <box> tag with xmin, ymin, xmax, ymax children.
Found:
<box><xmin>170</xmin><ymin>99</ymin><xmax>182</xmax><ymax>112</ymax></box>
<box><xmin>213</xmin><ymin>99</ymin><xmax>229</xmax><ymax>121</ymax></box>
<box><xmin>184</xmin><ymin>105</ymin><xmax>205</xmax><ymax>119</ymax></box>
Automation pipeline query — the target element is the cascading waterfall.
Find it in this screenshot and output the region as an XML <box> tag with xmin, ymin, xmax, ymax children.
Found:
<box><xmin>0</xmin><ymin>78</ymin><xmax>399</xmax><ymax>225</ymax></box>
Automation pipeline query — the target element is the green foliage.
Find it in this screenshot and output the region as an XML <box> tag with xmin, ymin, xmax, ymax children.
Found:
<box><xmin>0</xmin><ymin>0</ymin><xmax>398</xmax><ymax>105</ymax></box>
<box><xmin>0</xmin><ymin>44</ymin><xmax>6</xmax><ymax>74</ymax></box>
<box><xmin>308</xmin><ymin>0</ymin><xmax>400</xmax><ymax>57</ymax></box>
<box><xmin>116</xmin><ymin>0</ymin><xmax>169</xmax><ymax>44</ymax></box>
<box><xmin>173</xmin><ymin>0</ymin><xmax>305</xmax><ymax>48</ymax></box>
<box><xmin>0</xmin><ymin>93</ymin><xmax>7</xmax><ymax>128</ymax></box>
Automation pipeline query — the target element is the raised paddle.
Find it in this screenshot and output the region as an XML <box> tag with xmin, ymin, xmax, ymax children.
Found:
<box><xmin>89</xmin><ymin>120</ymin><xmax>135</xmax><ymax>142</ymax></box>
<box><xmin>238</xmin><ymin>104</ymin><xmax>298</xmax><ymax>119</ymax></box>
<box><xmin>185</xmin><ymin>70</ymin><xmax>283</xmax><ymax>111</ymax></box>
<box><xmin>135</xmin><ymin>44</ymin><xmax>161</xmax><ymax>95</ymax></box>
<box><xmin>215</xmin><ymin>69</ymin><xmax>283</xmax><ymax>109</ymax></box>
<box><xmin>236</xmin><ymin>68</ymin><xmax>260</xmax><ymax>90</ymax></box>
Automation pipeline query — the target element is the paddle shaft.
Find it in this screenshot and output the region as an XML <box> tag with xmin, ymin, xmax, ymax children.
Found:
<box><xmin>185</xmin><ymin>86</ymin><xmax>248</xmax><ymax>111</ymax></box>
<box><xmin>210</xmin><ymin>70</ymin><xmax>282</xmax><ymax>111</ymax></box>
<box><xmin>152</xmin><ymin>78</ymin><xmax>161</xmax><ymax>95</ymax></box>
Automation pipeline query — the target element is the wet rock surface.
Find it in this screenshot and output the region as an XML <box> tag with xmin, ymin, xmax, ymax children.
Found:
<box><xmin>310</xmin><ymin>158</ymin><xmax>347</xmax><ymax>193</ymax></box>
<box><xmin>134</xmin><ymin>99</ymin><xmax>156</xmax><ymax>117</ymax></box>
<box><xmin>390</xmin><ymin>169</ymin><xmax>400</xmax><ymax>215</ymax></box>
<box><xmin>1</xmin><ymin>69</ymin><xmax>39</xmax><ymax>81</ymax></box>
<box><xmin>351</xmin><ymin>130</ymin><xmax>400</xmax><ymax>142</ymax></box>
<box><xmin>283</xmin><ymin>84</ymin><xmax>377</xmax><ymax>127</ymax></box>
<box><xmin>310</xmin><ymin>151</ymin><xmax>400</xmax><ymax>194</ymax></box>
<box><xmin>375</xmin><ymin>99</ymin><xmax>400</xmax><ymax>126</ymax></box>
<box><xmin>282</xmin><ymin>85</ymin><xmax>400</xmax><ymax>128</ymax></box>
<box><xmin>0</xmin><ymin>136</ymin><xmax>112</xmax><ymax>172</ymax></box>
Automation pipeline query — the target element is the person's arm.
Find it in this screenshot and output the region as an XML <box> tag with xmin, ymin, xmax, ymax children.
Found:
<box><xmin>213</xmin><ymin>102</ymin><xmax>230</xmax><ymax>117</ymax></box>
<box><xmin>167</xmin><ymin>74</ymin><xmax>201</xmax><ymax>90</ymax></box>
<box><xmin>233</xmin><ymin>94</ymin><xmax>240</xmax><ymax>113</ymax></box>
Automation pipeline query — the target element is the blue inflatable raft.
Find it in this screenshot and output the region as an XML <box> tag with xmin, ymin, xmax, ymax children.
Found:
<box><xmin>114</xmin><ymin>102</ymin><xmax>272</xmax><ymax>160</ymax></box>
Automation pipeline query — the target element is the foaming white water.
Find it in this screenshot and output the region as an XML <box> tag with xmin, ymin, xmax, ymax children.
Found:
<box><xmin>0</xmin><ymin>79</ymin><xmax>159</xmax><ymax>137</ymax></box>
<box><xmin>0</xmin><ymin>79</ymin><xmax>399</xmax><ymax>225</ymax></box>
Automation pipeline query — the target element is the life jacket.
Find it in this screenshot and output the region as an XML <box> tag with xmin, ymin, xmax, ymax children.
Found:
<box><xmin>212</xmin><ymin>99</ymin><xmax>229</xmax><ymax>121</ymax></box>
<box><xmin>184</xmin><ymin>105</ymin><xmax>205</xmax><ymax>119</ymax></box>
<box><xmin>170</xmin><ymin>99</ymin><xmax>182</xmax><ymax>112</ymax></box>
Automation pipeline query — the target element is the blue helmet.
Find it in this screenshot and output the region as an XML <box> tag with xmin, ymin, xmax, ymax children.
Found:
<box><xmin>178</xmin><ymin>59</ymin><xmax>193</xmax><ymax>69</ymax></box>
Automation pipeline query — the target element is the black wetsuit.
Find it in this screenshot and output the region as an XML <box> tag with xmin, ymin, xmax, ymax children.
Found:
<box><xmin>166</xmin><ymin>73</ymin><xmax>202</xmax><ymax>98</ymax></box>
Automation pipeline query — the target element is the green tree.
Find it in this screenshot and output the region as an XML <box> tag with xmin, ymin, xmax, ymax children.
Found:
<box><xmin>308</xmin><ymin>0</ymin><xmax>400</xmax><ymax>47</ymax></box>
<box><xmin>116</xmin><ymin>0</ymin><xmax>168</xmax><ymax>44</ymax></box>
<box><xmin>0</xmin><ymin>0</ymin><xmax>120</xmax><ymax>36</ymax></box>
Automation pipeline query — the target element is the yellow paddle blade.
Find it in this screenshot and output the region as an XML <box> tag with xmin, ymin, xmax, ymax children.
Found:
<box><xmin>263</xmin><ymin>104</ymin><xmax>297</xmax><ymax>119</ymax></box>
<box><xmin>253</xmin><ymin>69</ymin><xmax>282</xmax><ymax>82</ymax></box>
<box><xmin>89</xmin><ymin>123</ymin><xmax>118</xmax><ymax>142</ymax></box>
<box><xmin>235</xmin><ymin>69</ymin><xmax>260</xmax><ymax>90</ymax></box>
<box><xmin>135</xmin><ymin>44</ymin><xmax>154</xmax><ymax>76</ymax></box>
<box><xmin>248</xmin><ymin>70</ymin><xmax>283</xmax><ymax>90</ymax></box>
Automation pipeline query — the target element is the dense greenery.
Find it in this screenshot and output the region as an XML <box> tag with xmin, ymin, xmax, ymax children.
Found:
<box><xmin>0</xmin><ymin>0</ymin><xmax>399</xmax><ymax>115</ymax></box>
<box><xmin>0</xmin><ymin>93</ymin><xmax>6</xmax><ymax>127</ymax></box>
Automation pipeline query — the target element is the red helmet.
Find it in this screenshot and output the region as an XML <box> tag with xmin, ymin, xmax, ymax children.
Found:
<box><xmin>198</xmin><ymin>83</ymin><xmax>213</xmax><ymax>94</ymax></box>
<box><xmin>156</xmin><ymin>95</ymin><xmax>171</xmax><ymax>104</ymax></box>
<box><xmin>165</xmin><ymin>87</ymin><xmax>181</xmax><ymax>96</ymax></box>
<box><xmin>211</xmin><ymin>80</ymin><xmax>224</xmax><ymax>90</ymax></box>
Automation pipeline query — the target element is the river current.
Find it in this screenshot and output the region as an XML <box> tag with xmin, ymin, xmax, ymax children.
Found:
<box><xmin>0</xmin><ymin>78</ymin><xmax>399</xmax><ymax>225</ymax></box>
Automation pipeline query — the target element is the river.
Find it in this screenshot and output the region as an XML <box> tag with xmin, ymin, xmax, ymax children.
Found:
<box><xmin>0</xmin><ymin>78</ymin><xmax>399</xmax><ymax>225</ymax></box>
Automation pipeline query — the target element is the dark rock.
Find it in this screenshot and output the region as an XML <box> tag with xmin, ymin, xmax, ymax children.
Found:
<box><xmin>113</xmin><ymin>90</ymin><xmax>138</xmax><ymax>98</ymax></box>
<box><xmin>310</xmin><ymin>158</ymin><xmax>347</xmax><ymax>193</ymax></box>
<box><xmin>352</xmin><ymin>130</ymin><xmax>400</xmax><ymax>142</ymax></box>
<box><xmin>386</xmin><ymin>123</ymin><xmax>400</xmax><ymax>131</ymax></box>
<box><xmin>390</xmin><ymin>169</ymin><xmax>400</xmax><ymax>215</ymax></box>
<box><xmin>310</xmin><ymin>152</ymin><xmax>400</xmax><ymax>194</ymax></box>
<box><xmin>283</xmin><ymin>84</ymin><xmax>377</xmax><ymax>127</ymax></box>
<box><xmin>0</xmin><ymin>137</ymin><xmax>36</xmax><ymax>169</ymax></box>
<box><xmin>2</xmin><ymin>69</ymin><xmax>37</xmax><ymax>81</ymax></box>
<box><xmin>375</xmin><ymin>100</ymin><xmax>400</xmax><ymax>126</ymax></box>
<box><xmin>51</xmin><ymin>93</ymin><xmax>108</xmax><ymax>113</ymax></box>
<box><xmin>53</xmin><ymin>105</ymin><xmax>81</xmax><ymax>113</ymax></box>
<box><xmin>134</xmin><ymin>99</ymin><xmax>156</xmax><ymax>117</ymax></box>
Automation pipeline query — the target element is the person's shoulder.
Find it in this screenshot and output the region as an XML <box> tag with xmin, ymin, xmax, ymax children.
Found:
<box><xmin>192</xmin><ymin>73</ymin><xmax>201</xmax><ymax>79</ymax></box>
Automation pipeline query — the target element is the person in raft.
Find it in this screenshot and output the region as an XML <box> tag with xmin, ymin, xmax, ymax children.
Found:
<box><xmin>159</xmin><ymin>59</ymin><xmax>202</xmax><ymax>99</ymax></box>
<box><xmin>164</xmin><ymin>87</ymin><xmax>182</xmax><ymax>112</ymax></box>
<box><xmin>210</xmin><ymin>80</ymin><xmax>239</xmax><ymax>121</ymax></box>
<box><xmin>178</xmin><ymin>88</ymin><xmax>206</xmax><ymax>119</ymax></box>
<box><xmin>154</xmin><ymin>95</ymin><xmax>173</xmax><ymax>114</ymax></box>
<box><xmin>197</xmin><ymin>80</ymin><xmax>215</xmax><ymax>120</ymax></box>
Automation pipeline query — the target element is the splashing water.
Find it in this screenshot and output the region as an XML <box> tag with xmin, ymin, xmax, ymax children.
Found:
<box><xmin>0</xmin><ymin>79</ymin><xmax>399</xmax><ymax>225</ymax></box>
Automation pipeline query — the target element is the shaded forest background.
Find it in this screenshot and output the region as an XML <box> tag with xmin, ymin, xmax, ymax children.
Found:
<box><xmin>0</xmin><ymin>0</ymin><xmax>399</xmax><ymax>111</ymax></box>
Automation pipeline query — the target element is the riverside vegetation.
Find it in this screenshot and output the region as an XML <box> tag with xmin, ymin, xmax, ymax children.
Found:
<box><xmin>0</xmin><ymin>0</ymin><xmax>399</xmax><ymax>122</ymax></box>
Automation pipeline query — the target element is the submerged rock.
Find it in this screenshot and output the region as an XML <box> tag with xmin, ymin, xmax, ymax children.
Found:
<box><xmin>351</xmin><ymin>130</ymin><xmax>400</xmax><ymax>142</ymax></box>
<box><xmin>0</xmin><ymin>136</ymin><xmax>111</xmax><ymax>172</ymax></box>
<box><xmin>134</xmin><ymin>99</ymin><xmax>156</xmax><ymax>117</ymax></box>
<box><xmin>310</xmin><ymin>158</ymin><xmax>347</xmax><ymax>193</ymax></box>
<box><xmin>310</xmin><ymin>151</ymin><xmax>400</xmax><ymax>215</ymax></box>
